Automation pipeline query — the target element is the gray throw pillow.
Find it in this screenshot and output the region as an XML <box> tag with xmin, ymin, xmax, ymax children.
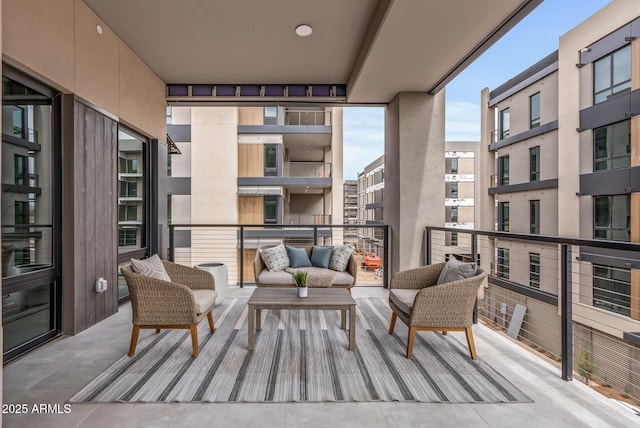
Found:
<box><xmin>329</xmin><ymin>244</ymin><xmax>352</xmax><ymax>272</ymax></box>
<box><xmin>436</xmin><ymin>257</ymin><xmax>477</xmax><ymax>284</ymax></box>
<box><xmin>310</xmin><ymin>246</ymin><xmax>333</xmax><ymax>269</ymax></box>
<box><xmin>260</xmin><ymin>244</ymin><xmax>290</xmax><ymax>271</ymax></box>
<box><xmin>131</xmin><ymin>254</ymin><xmax>171</xmax><ymax>281</ymax></box>
<box><xmin>286</xmin><ymin>246</ymin><xmax>312</xmax><ymax>268</ymax></box>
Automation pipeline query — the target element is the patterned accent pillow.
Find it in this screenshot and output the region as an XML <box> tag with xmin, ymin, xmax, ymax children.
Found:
<box><xmin>286</xmin><ymin>246</ymin><xmax>312</xmax><ymax>268</ymax></box>
<box><xmin>131</xmin><ymin>254</ymin><xmax>171</xmax><ymax>281</ymax></box>
<box><xmin>260</xmin><ymin>244</ymin><xmax>290</xmax><ymax>272</ymax></box>
<box><xmin>329</xmin><ymin>245</ymin><xmax>352</xmax><ymax>272</ymax></box>
<box><xmin>436</xmin><ymin>257</ymin><xmax>477</xmax><ymax>285</ymax></box>
<box><xmin>310</xmin><ymin>246</ymin><xmax>333</xmax><ymax>269</ymax></box>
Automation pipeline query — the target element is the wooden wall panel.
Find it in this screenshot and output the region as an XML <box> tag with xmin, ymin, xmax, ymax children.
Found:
<box><xmin>238</xmin><ymin>107</ymin><xmax>263</xmax><ymax>125</ymax></box>
<box><xmin>70</xmin><ymin>101</ymin><xmax>118</xmax><ymax>333</ymax></box>
<box><xmin>240</xmin><ymin>249</ymin><xmax>257</xmax><ymax>283</ymax></box>
<box><xmin>238</xmin><ymin>144</ymin><xmax>263</xmax><ymax>177</ymax></box>
<box><xmin>238</xmin><ymin>196</ymin><xmax>263</xmax><ymax>224</ymax></box>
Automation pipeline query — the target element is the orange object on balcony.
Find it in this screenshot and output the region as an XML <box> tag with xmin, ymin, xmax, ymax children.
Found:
<box><xmin>364</xmin><ymin>253</ymin><xmax>381</xmax><ymax>271</ymax></box>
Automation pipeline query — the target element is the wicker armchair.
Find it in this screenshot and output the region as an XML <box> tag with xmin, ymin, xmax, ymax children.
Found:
<box><xmin>121</xmin><ymin>261</ymin><xmax>217</xmax><ymax>358</ymax></box>
<box><xmin>388</xmin><ymin>262</ymin><xmax>487</xmax><ymax>359</ymax></box>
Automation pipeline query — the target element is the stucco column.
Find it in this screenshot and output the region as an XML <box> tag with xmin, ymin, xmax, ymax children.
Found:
<box><xmin>385</xmin><ymin>91</ymin><xmax>445</xmax><ymax>274</ymax></box>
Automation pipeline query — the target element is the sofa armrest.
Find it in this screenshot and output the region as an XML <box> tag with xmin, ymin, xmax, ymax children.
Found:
<box><xmin>347</xmin><ymin>254</ymin><xmax>358</xmax><ymax>285</ymax></box>
<box><xmin>254</xmin><ymin>250</ymin><xmax>266</xmax><ymax>285</ymax></box>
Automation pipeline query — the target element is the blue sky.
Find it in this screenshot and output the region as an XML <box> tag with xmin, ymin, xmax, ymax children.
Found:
<box><xmin>342</xmin><ymin>0</ymin><xmax>612</xmax><ymax>180</ymax></box>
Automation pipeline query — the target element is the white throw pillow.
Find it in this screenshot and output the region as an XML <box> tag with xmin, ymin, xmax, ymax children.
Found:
<box><xmin>329</xmin><ymin>245</ymin><xmax>352</xmax><ymax>272</ymax></box>
<box><xmin>260</xmin><ymin>244</ymin><xmax>291</xmax><ymax>271</ymax></box>
<box><xmin>131</xmin><ymin>254</ymin><xmax>171</xmax><ymax>281</ymax></box>
<box><xmin>436</xmin><ymin>257</ymin><xmax>477</xmax><ymax>284</ymax></box>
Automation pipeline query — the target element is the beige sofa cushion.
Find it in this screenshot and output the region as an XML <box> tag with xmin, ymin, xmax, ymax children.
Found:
<box><xmin>257</xmin><ymin>269</ymin><xmax>354</xmax><ymax>287</ymax></box>
<box><xmin>192</xmin><ymin>289</ymin><xmax>217</xmax><ymax>314</ymax></box>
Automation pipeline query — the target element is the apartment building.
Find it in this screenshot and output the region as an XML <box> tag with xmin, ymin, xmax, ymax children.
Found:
<box><xmin>480</xmin><ymin>1</ymin><xmax>640</xmax><ymax>395</ymax></box>
<box><xmin>167</xmin><ymin>106</ymin><xmax>344</xmax><ymax>284</ymax></box>
<box><xmin>343</xmin><ymin>179</ymin><xmax>358</xmax><ymax>244</ymax></box>
<box><xmin>357</xmin><ymin>143</ymin><xmax>480</xmax><ymax>257</ymax></box>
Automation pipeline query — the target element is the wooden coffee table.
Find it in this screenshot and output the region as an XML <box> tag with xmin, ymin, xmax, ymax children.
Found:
<box><xmin>247</xmin><ymin>288</ymin><xmax>357</xmax><ymax>351</ymax></box>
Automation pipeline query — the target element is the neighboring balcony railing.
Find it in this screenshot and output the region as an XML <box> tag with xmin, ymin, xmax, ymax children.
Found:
<box><xmin>168</xmin><ymin>223</ymin><xmax>389</xmax><ymax>288</ymax></box>
<box><xmin>284</xmin><ymin>214</ymin><xmax>331</xmax><ymax>225</ymax></box>
<box><xmin>425</xmin><ymin>225</ymin><xmax>640</xmax><ymax>404</ymax></box>
<box><xmin>284</xmin><ymin>109</ymin><xmax>331</xmax><ymax>126</ymax></box>
<box><xmin>283</xmin><ymin>162</ymin><xmax>331</xmax><ymax>178</ymax></box>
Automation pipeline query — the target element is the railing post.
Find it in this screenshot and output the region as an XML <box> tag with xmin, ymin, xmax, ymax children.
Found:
<box><xmin>561</xmin><ymin>244</ymin><xmax>573</xmax><ymax>381</ymax></box>
<box><xmin>425</xmin><ymin>227</ymin><xmax>432</xmax><ymax>265</ymax></box>
<box><xmin>383</xmin><ymin>225</ymin><xmax>389</xmax><ymax>289</ymax></box>
<box><xmin>313</xmin><ymin>225</ymin><xmax>318</xmax><ymax>245</ymax></box>
<box><xmin>169</xmin><ymin>225</ymin><xmax>175</xmax><ymax>262</ymax></box>
<box><xmin>240</xmin><ymin>226</ymin><xmax>244</xmax><ymax>288</ymax></box>
<box><xmin>472</xmin><ymin>232</ymin><xmax>478</xmax><ymax>324</ymax></box>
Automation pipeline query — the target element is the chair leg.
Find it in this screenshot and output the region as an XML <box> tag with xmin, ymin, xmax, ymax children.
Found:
<box><xmin>155</xmin><ymin>328</ymin><xmax>161</xmax><ymax>334</ymax></box>
<box><xmin>190</xmin><ymin>325</ymin><xmax>199</xmax><ymax>358</ymax></box>
<box><xmin>389</xmin><ymin>312</ymin><xmax>397</xmax><ymax>335</ymax></box>
<box><xmin>207</xmin><ymin>311</ymin><xmax>216</xmax><ymax>333</ymax></box>
<box><xmin>406</xmin><ymin>326</ymin><xmax>416</xmax><ymax>359</ymax></box>
<box><xmin>442</xmin><ymin>331</ymin><xmax>448</xmax><ymax>335</ymax></box>
<box><xmin>465</xmin><ymin>327</ymin><xmax>477</xmax><ymax>360</ymax></box>
<box><xmin>128</xmin><ymin>325</ymin><xmax>140</xmax><ymax>357</ymax></box>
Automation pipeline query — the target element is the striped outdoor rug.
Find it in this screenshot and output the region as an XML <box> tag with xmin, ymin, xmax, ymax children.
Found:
<box><xmin>69</xmin><ymin>297</ymin><xmax>531</xmax><ymax>403</ymax></box>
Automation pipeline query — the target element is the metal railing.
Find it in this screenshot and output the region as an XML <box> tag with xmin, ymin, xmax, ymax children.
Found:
<box><xmin>425</xmin><ymin>225</ymin><xmax>640</xmax><ymax>404</ymax></box>
<box><xmin>284</xmin><ymin>109</ymin><xmax>331</xmax><ymax>126</ymax></box>
<box><xmin>283</xmin><ymin>214</ymin><xmax>331</xmax><ymax>225</ymax></box>
<box><xmin>168</xmin><ymin>223</ymin><xmax>389</xmax><ymax>288</ymax></box>
<box><xmin>283</xmin><ymin>162</ymin><xmax>331</xmax><ymax>178</ymax></box>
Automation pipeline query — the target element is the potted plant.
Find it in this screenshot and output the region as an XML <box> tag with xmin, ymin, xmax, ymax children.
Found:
<box><xmin>293</xmin><ymin>271</ymin><xmax>308</xmax><ymax>297</ymax></box>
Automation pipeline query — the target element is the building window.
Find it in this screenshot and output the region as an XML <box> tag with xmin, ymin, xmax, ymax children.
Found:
<box><xmin>498</xmin><ymin>155</ymin><xmax>509</xmax><ymax>186</ymax></box>
<box><xmin>451</xmin><ymin>206</ymin><xmax>458</xmax><ymax>222</ymax></box>
<box><xmin>530</xmin><ymin>92</ymin><xmax>540</xmax><ymax>128</ymax></box>
<box><xmin>529</xmin><ymin>253</ymin><xmax>540</xmax><ymax>288</ymax></box>
<box><xmin>593</xmin><ymin>264</ymin><xmax>630</xmax><ymax>316</ymax></box>
<box><xmin>497</xmin><ymin>248</ymin><xmax>509</xmax><ymax>279</ymax></box>
<box><xmin>264</xmin><ymin>144</ymin><xmax>277</xmax><ymax>176</ymax></box>
<box><xmin>264</xmin><ymin>195</ymin><xmax>278</xmax><ymax>224</ymax></box>
<box><xmin>530</xmin><ymin>146</ymin><xmax>540</xmax><ymax>181</ymax></box>
<box><xmin>450</xmin><ymin>182</ymin><xmax>458</xmax><ymax>198</ymax></box>
<box><xmin>530</xmin><ymin>200</ymin><xmax>540</xmax><ymax>234</ymax></box>
<box><xmin>450</xmin><ymin>232</ymin><xmax>458</xmax><ymax>246</ymax></box>
<box><xmin>448</xmin><ymin>158</ymin><xmax>458</xmax><ymax>174</ymax></box>
<box><xmin>499</xmin><ymin>108</ymin><xmax>510</xmax><ymax>139</ymax></box>
<box><xmin>498</xmin><ymin>202</ymin><xmax>509</xmax><ymax>232</ymax></box>
<box><xmin>118</xmin><ymin>128</ymin><xmax>147</xmax><ymax>254</ymax></box>
<box><xmin>594</xmin><ymin>44</ymin><xmax>631</xmax><ymax>104</ymax></box>
<box><xmin>594</xmin><ymin>195</ymin><xmax>630</xmax><ymax>241</ymax></box>
<box><xmin>593</xmin><ymin>120</ymin><xmax>630</xmax><ymax>171</ymax></box>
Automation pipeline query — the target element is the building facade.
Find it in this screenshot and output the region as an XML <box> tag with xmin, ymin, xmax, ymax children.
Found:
<box><xmin>343</xmin><ymin>179</ymin><xmax>358</xmax><ymax>244</ymax></box>
<box><xmin>480</xmin><ymin>0</ymin><xmax>640</xmax><ymax>396</ymax></box>
<box><xmin>167</xmin><ymin>106</ymin><xmax>344</xmax><ymax>284</ymax></box>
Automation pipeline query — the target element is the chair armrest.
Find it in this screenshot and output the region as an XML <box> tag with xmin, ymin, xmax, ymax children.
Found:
<box><xmin>410</xmin><ymin>272</ymin><xmax>487</xmax><ymax>327</ymax></box>
<box><xmin>347</xmin><ymin>254</ymin><xmax>358</xmax><ymax>284</ymax></box>
<box><xmin>162</xmin><ymin>261</ymin><xmax>215</xmax><ymax>291</ymax></box>
<box><xmin>389</xmin><ymin>262</ymin><xmax>445</xmax><ymax>290</ymax></box>
<box><xmin>122</xmin><ymin>269</ymin><xmax>199</xmax><ymax>325</ymax></box>
<box><xmin>253</xmin><ymin>250</ymin><xmax>266</xmax><ymax>285</ymax></box>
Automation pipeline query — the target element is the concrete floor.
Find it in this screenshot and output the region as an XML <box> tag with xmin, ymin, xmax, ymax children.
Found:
<box><xmin>3</xmin><ymin>286</ymin><xmax>639</xmax><ymax>428</ymax></box>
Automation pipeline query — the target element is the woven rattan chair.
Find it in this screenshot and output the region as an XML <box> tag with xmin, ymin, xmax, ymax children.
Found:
<box><xmin>121</xmin><ymin>261</ymin><xmax>217</xmax><ymax>358</ymax></box>
<box><xmin>388</xmin><ymin>262</ymin><xmax>487</xmax><ymax>359</ymax></box>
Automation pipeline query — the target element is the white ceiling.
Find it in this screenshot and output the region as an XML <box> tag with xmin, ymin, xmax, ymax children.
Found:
<box><xmin>83</xmin><ymin>0</ymin><xmax>541</xmax><ymax>104</ymax></box>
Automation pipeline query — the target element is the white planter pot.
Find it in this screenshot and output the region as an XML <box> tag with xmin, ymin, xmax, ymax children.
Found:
<box><xmin>195</xmin><ymin>262</ymin><xmax>228</xmax><ymax>305</ymax></box>
<box><xmin>297</xmin><ymin>287</ymin><xmax>308</xmax><ymax>298</ymax></box>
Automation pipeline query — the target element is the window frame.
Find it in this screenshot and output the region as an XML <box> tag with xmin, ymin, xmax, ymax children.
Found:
<box><xmin>530</xmin><ymin>200</ymin><xmax>540</xmax><ymax>234</ymax></box>
<box><xmin>529</xmin><ymin>253</ymin><xmax>540</xmax><ymax>288</ymax></box>
<box><xmin>497</xmin><ymin>248</ymin><xmax>509</xmax><ymax>279</ymax></box>
<box><xmin>529</xmin><ymin>92</ymin><xmax>540</xmax><ymax>128</ymax></box>
<box><xmin>499</xmin><ymin>108</ymin><xmax>510</xmax><ymax>139</ymax></box>
<box><xmin>529</xmin><ymin>146</ymin><xmax>540</xmax><ymax>182</ymax></box>
<box><xmin>593</xmin><ymin>194</ymin><xmax>630</xmax><ymax>241</ymax></box>
<box><xmin>593</xmin><ymin>44</ymin><xmax>631</xmax><ymax>104</ymax></box>
<box><xmin>498</xmin><ymin>155</ymin><xmax>509</xmax><ymax>186</ymax></box>
<box><xmin>592</xmin><ymin>264</ymin><xmax>630</xmax><ymax>316</ymax></box>
<box><xmin>593</xmin><ymin>120</ymin><xmax>630</xmax><ymax>171</ymax></box>
<box><xmin>498</xmin><ymin>201</ymin><xmax>510</xmax><ymax>232</ymax></box>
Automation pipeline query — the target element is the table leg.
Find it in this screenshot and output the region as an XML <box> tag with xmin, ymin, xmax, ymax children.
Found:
<box><xmin>256</xmin><ymin>309</ymin><xmax>262</xmax><ymax>330</ymax></box>
<box><xmin>248</xmin><ymin>305</ymin><xmax>255</xmax><ymax>351</ymax></box>
<box><xmin>341</xmin><ymin>309</ymin><xmax>346</xmax><ymax>330</ymax></box>
<box><xmin>349</xmin><ymin>304</ymin><xmax>356</xmax><ymax>351</ymax></box>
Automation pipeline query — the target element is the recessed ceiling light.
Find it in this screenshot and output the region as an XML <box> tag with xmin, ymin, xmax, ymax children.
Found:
<box><xmin>295</xmin><ymin>24</ymin><xmax>313</xmax><ymax>37</ymax></box>
<box><xmin>96</xmin><ymin>24</ymin><xmax>103</xmax><ymax>35</ymax></box>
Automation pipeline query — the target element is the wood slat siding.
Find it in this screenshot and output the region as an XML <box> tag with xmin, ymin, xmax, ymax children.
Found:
<box><xmin>238</xmin><ymin>144</ymin><xmax>263</xmax><ymax>177</ymax></box>
<box><xmin>238</xmin><ymin>107</ymin><xmax>264</xmax><ymax>125</ymax></box>
<box><xmin>71</xmin><ymin>101</ymin><xmax>118</xmax><ymax>333</ymax></box>
<box><xmin>238</xmin><ymin>196</ymin><xmax>263</xmax><ymax>224</ymax></box>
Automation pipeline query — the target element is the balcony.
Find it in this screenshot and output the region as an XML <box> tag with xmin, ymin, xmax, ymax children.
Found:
<box><xmin>283</xmin><ymin>162</ymin><xmax>331</xmax><ymax>178</ymax></box>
